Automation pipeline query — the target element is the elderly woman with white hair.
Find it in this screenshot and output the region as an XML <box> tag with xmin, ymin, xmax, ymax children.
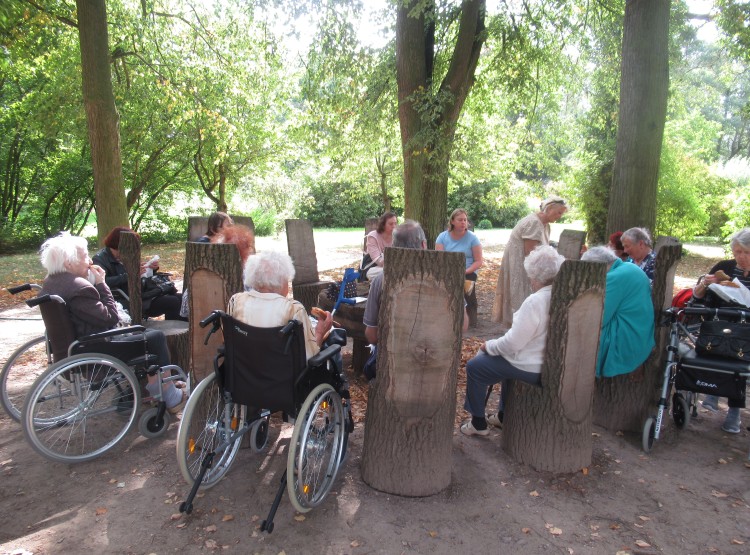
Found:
<box><xmin>621</xmin><ymin>227</ymin><xmax>655</xmax><ymax>282</ymax></box>
<box><xmin>581</xmin><ymin>245</ymin><xmax>654</xmax><ymax>379</ymax></box>
<box><xmin>492</xmin><ymin>196</ymin><xmax>568</xmax><ymax>332</ymax></box>
<box><xmin>690</xmin><ymin>227</ymin><xmax>750</xmax><ymax>433</ymax></box>
<box><xmin>228</xmin><ymin>251</ymin><xmax>333</xmax><ymax>361</ymax></box>
<box><xmin>39</xmin><ymin>232</ymin><xmax>185</xmax><ymax>411</ymax></box>
<box><xmin>461</xmin><ymin>245</ymin><xmax>565</xmax><ymax>437</ymax></box>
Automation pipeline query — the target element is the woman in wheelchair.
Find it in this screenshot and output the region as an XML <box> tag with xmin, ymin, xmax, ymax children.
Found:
<box><xmin>228</xmin><ymin>250</ymin><xmax>335</xmax><ymax>360</ymax></box>
<box><xmin>39</xmin><ymin>232</ymin><xmax>185</xmax><ymax>411</ymax></box>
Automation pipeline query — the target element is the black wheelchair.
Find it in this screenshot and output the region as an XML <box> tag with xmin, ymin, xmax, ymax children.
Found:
<box><xmin>20</xmin><ymin>293</ymin><xmax>190</xmax><ymax>463</ymax></box>
<box><xmin>176</xmin><ymin>310</ymin><xmax>354</xmax><ymax>533</ymax></box>
<box><xmin>643</xmin><ymin>306</ymin><xmax>750</xmax><ymax>453</ymax></box>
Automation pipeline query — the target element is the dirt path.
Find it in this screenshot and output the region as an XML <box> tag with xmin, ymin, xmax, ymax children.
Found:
<box><xmin>1</xmin><ymin>234</ymin><xmax>748</xmax><ymax>555</ymax></box>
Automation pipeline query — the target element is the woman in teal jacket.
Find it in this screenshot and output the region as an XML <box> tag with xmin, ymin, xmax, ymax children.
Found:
<box><xmin>582</xmin><ymin>246</ymin><xmax>655</xmax><ymax>377</ymax></box>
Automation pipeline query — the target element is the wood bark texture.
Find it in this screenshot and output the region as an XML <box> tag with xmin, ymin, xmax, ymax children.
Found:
<box><xmin>502</xmin><ymin>260</ymin><xmax>606</xmax><ymax>473</ymax></box>
<box><xmin>593</xmin><ymin>241</ymin><xmax>681</xmax><ymax>432</ymax></box>
<box><xmin>607</xmin><ymin>0</ymin><xmax>670</xmax><ymax>234</ymax></box>
<box><xmin>361</xmin><ymin>248</ymin><xmax>465</xmax><ymax>496</ymax></box>
<box><xmin>396</xmin><ymin>0</ymin><xmax>486</xmax><ymax>245</ymax></box>
<box><xmin>76</xmin><ymin>0</ymin><xmax>129</xmax><ymax>244</ymax></box>
<box><xmin>185</xmin><ymin>243</ymin><xmax>243</xmax><ymax>383</ymax></box>
<box><xmin>119</xmin><ymin>231</ymin><xmax>189</xmax><ymax>371</ymax></box>
<box><xmin>118</xmin><ymin>231</ymin><xmax>142</xmax><ymax>324</ymax></box>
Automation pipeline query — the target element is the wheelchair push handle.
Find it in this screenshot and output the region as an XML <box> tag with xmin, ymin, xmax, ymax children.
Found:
<box><xmin>666</xmin><ymin>305</ymin><xmax>750</xmax><ymax>322</ymax></box>
<box><xmin>7</xmin><ymin>283</ymin><xmax>41</xmax><ymax>295</ymax></box>
<box><xmin>25</xmin><ymin>293</ymin><xmax>64</xmax><ymax>308</ymax></box>
<box><xmin>199</xmin><ymin>310</ymin><xmax>226</xmax><ymax>345</ymax></box>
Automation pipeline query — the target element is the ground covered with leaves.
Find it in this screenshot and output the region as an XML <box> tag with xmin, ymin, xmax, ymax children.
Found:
<box><xmin>2</xmin><ymin>238</ymin><xmax>749</xmax><ymax>554</ymax></box>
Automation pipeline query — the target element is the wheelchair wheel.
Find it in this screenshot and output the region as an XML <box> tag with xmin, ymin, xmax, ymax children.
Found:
<box><xmin>249</xmin><ymin>416</ymin><xmax>269</xmax><ymax>453</ymax></box>
<box><xmin>22</xmin><ymin>354</ymin><xmax>140</xmax><ymax>464</ymax></box>
<box><xmin>287</xmin><ymin>383</ymin><xmax>345</xmax><ymax>513</ymax></box>
<box><xmin>672</xmin><ymin>392</ymin><xmax>690</xmax><ymax>430</ymax></box>
<box><xmin>138</xmin><ymin>406</ymin><xmax>171</xmax><ymax>439</ymax></box>
<box><xmin>176</xmin><ymin>373</ymin><xmax>246</xmax><ymax>488</ymax></box>
<box><xmin>642</xmin><ymin>416</ymin><xmax>656</xmax><ymax>453</ymax></box>
<box><xmin>1</xmin><ymin>335</ymin><xmax>50</xmax><ymax>422</ymax></box>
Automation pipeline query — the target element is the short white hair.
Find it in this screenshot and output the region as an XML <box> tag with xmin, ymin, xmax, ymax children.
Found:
<box><xmin>622</xmin><ymin>227</ymin><xmax>652</xmax><ymax>248</ymax></box>
<box><xmin>730</xmin><ymin>228</ymin><xmax>750</xmax><ymax>250</ymax></box>
<box><xmin>581</xmin><ymin>245</ymin><xmax>618</xmax><ymax>265</ymax></box>
<box><xmin>243</xmin><ymin>251</ymin><xmax>295</xmax><ymax>292</ymax></box>
<box><xmin>524</xmin><ymin>245</ymin><xmax>565</xmax><ymax>285</ymax></box>
<box><xmin>40</xmin><ymin>232</ymin><xmax>88</xmax><ymax>275</ymax></box>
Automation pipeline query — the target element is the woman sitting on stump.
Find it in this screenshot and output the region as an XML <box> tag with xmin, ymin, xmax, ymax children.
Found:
<box><xmin>461</xmin><ymin>245</ymin><xmax>565</xmax><ymax>437</ymax></box>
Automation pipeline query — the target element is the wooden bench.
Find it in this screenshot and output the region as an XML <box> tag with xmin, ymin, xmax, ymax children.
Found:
<box><xmin>501</xmin><ymin>259</ymin><xmax>606</xmax><ymax>473</ymax></box>
<box><xmin>361</xmin><ymin>248</ymin><xmax>466</xmax><ymax>496</ymax></box>
<box><xmin>184</xmin><ymin>241</ymin><xmax>244</xmax><ymax>383</ymax></box>
<box><xmin>593</xmin><ymin>238</ymin><xmax>682</xmax><ymax>432</ymax></box>
<box><xmin>118</xmin><ymin>231</ymin><xmax>189</xmax><ymax>372</ymax></box>
<box><xmin>557</xmin><ymin>229</ymin><xmax>587</xmax><ymax>260</ymax></box>
<box><xmin>285</xmin><ymin>219</ymin><xmax>330</xmax><ymax>314</ymax></box>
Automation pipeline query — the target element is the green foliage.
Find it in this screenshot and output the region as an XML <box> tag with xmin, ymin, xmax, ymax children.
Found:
<box><xmin>137</xmin><ymin>211</ymin><xmax>187</xmax><ymax>245</ymax></box>
<box><xmin>448</xmin><ymin>179</ymin><xmax>529</xmax><ymax>229</ymax></box>
<box><xmin>248</xmin><ymin>207</ymin><xmax>279</xmax><ymax>237</ymax></box>
<box><xmin>476</xmin><ymin>219</ymin><xmax>492</xmax><ymax>230</ymax></box>
<box><xmin>297</xmin><ymin>181</ymin><xmax>386</xmax><ymax>227</ymax></box>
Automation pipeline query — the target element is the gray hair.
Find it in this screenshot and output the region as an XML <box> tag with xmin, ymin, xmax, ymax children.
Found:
<box><xmin>540</xmin><ymin>196</ymin><xmax>567</xmax><ymax>212</ymax></box>
<box><xmin>524</xmin><ymin>245</ymin><xmax>565</xmax><ymax>285</ymax></box>
<box><xmin>622</xmin><ymin>227</ymin><xmax>652</xmax><ymax>248</ymax></box>
<box><xmin>40</xmin><ymin>232</ymin><xmax>89</xmax><ymax>276</ymax></box>
<box><xmin>581</xmin><ymin>245</ymin><xmax>618</xmax><ymax>265</ymax></box>
<box><xmin>730</xmin><ymin>228</ymin><xmax>750</xmax><ymax>250</ymax></box>
<box><xmin>393</xmin><ymin>220</ymin><xmax>426</xmax><ymax>249</ymax></box>
<box><xmin>243</xmin><ymin>251</ymin><xmax>295</xmax><ymax>292</ymax></box>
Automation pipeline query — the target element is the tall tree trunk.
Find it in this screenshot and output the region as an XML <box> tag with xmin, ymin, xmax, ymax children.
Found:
<box><xmin>607</xmin><ymin>0</ymin><xmax>669</xmax><ymax>235</ymax></box>
<box><xmin>396</xmin><ymin>0</ymin><xmax>485</xmax><ymax>246</ymax></box>
<box><xmin>76</xmin><ymin>0</ymin><xmax>129</xmax><ymax>244</ymax></box>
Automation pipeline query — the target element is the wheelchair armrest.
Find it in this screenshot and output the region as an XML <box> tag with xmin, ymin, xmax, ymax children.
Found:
<box><xmin>78</xmin><ymin>325</ymin><xmax>146</xmax><ymax>343</ymax></box>
<box><xmin>111</xmin><ymin>288</ymin><xmax>130</xmax><ymax>302</ymax></box>
<box><xmin>307</xmin><ymin>344</ymin><xmax>341</xmax><ymax>367</ymax></box>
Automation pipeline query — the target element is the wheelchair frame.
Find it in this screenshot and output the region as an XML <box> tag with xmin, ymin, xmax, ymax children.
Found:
<box><xmin>643</xmin><ymin>306</ymin><xmax>750</xmax><ymax>455</ymax></box>
<box><xmin>18</xmin><ymin>292</ymin><xmax>190</xmax><ymax>464</ymax></box>
<box><xmin>176</xmin><ymin>310</ymin><xmax>354</xmax><ymax>533</ymax></box>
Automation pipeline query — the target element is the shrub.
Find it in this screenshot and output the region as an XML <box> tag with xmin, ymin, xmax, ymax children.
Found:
<box><xmin>249</xmin><ymin>207</ymin><xmax>278</xmax><ymax>236</ymax></box>
<box><xmin>477</xmin><ymin>219</ymin><xmax>492</xmax><ymax>230</ymax></box>
<box><xmin>297</xmin><ymin>181</ymin><xmax>388</xmax><ymax>227</ymax></box>
<box><xmin>448</xmin><ymin>178</ymin><xmax>530</xmax><ymax>228</ymax></box>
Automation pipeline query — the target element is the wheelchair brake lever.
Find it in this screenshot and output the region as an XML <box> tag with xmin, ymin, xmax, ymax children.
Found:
<box><xmin>203</xmin><ymin>321</ymin><xmax>221</xmax><ymax>346</ymax></box>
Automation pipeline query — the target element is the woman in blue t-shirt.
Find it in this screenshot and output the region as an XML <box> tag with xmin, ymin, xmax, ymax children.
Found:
<box><xmin>435</xmin><ymin>209</ymin><xmax>484</xmax><ymax>327</ymax></box>
<box><xmin>435</xmin><ymin>208</ymin><xmax>484</xmax><ymax>276</ymax></box>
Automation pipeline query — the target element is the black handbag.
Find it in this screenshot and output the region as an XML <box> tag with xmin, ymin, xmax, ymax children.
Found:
<box><xmin>694</xmin><ymin>320</ymin><xmax>750</xmax><ymax>360</ymax></box>
<box><xmin>141</xmin><ymin>273</ymin><xmax>177</xmax><ymax>301</ymax></box>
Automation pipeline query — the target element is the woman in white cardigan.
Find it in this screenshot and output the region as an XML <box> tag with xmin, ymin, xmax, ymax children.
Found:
<box><xmin>460</xmin><ymin>245</ymin><xmax>565</xmax><ymax>437</ymax></box>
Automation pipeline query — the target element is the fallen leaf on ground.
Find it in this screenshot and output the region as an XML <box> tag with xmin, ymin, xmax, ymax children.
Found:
<box><xmin>294</xmin><ymin>515</ymin><xmax>305</xmax><ymax>522</ymax></box>
<box><xmin>731</xmin><ymin>539</ymin><xmax>745</xmax><ymax>545</ymax></box>
<box><xmin>522</xmin><ymin>528</ymin><xmax>531</xmax><ymax>534</ymax></box>
<box><xmin>549</xmin><ymin>527</ymin><xmax>562</xmax><ymax>536</ymax></box>
<box><xmin>529</xmin><ymin>490</ymin><xmax>540</xmax><ymax>497</ymax></box>
<box><xmin>350</xmin><ymin>540</ymin><xmax>360</xmax><ymax>547</ymax></box>
<box><xmin>638</xmin><ymin>515</ymin><xmax>650</xmax><ymax>521</ymax></box>
<box><xmin>170</xmin><ymin>514</ymin><xmax>181</xmax><ymax>521</ymax></box>
<box><xmin>718</xmin><ymin>458</ymin><xmax>727</xmax><ymax>464</ymax></box>
<box><xmin>204</xmin><ymin>539</ymin><xmax>217</xmax><ymax>549</ymax></box>
<box><xmin>609</xmin><ymin>523</ymin><xmax>621</xmax><ymax>530</ymax></box>
<box><xmin>428</xmin><ymin>531</ymin><xmax>438</xmax><ymax>538</ymax></box>
<box><xmin>635</xmin><ymin>540</ymin><xmax>651</xmax><ymax>548</ymax></box>
<box><xmin>95</xmin><ymin>507</ymin><xmax>107</xmax><ymax>516</ymax></box>
<box><xmin>221</xmin><ymin>514</ymin><xmax>234</xmax><ymax>522</ymax></box>
<box><xmin>581</xmin><ymin>467</ymin><xmax>589</xmax><ymax>476</ymax></box>
<box><xmin>205</xmin><ymin>525</ymin><xmax>217</xmax><ymax>532</ymax></box>
<box><xmin>615</xmin><ymin>431</ymin><xmax>624</xmax><ymax>436</ymax></box>
<box><xmin>711</xmin><ymin>490</ymin><xmax>729</xmax><ymax>498</ymax></box>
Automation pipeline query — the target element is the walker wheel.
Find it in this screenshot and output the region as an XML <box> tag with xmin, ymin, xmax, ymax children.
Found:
<box><xmin>642</xmin><ymin>416</ymin><xmax>656</xmax><ymax>453</ymax></box>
